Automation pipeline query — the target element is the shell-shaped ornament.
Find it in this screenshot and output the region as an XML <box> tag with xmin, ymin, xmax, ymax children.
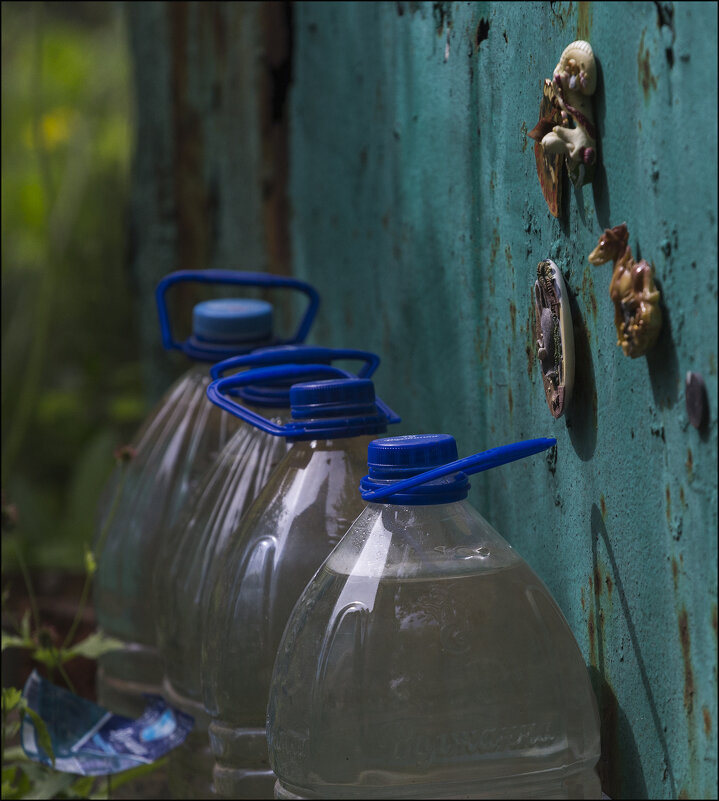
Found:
<box><xmin>534</xmin><ymin>260</ymin><xmax>575</xmax><ymax>418</ymax></box>
<box><xmin>527</xmin><ymin>40</ymin><xmax>598</xmax><ymax>215</ymax></box>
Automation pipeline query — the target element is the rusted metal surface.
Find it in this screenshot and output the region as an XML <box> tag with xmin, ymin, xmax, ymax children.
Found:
<box><xmin>286</xmin><ymin>3</ymin><xmax>718</xmax><ymax>798</ymax></box>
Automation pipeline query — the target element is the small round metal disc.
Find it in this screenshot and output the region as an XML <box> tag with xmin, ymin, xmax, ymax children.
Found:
<box><xmin>685</xmin><ymin>372</ymin><xmax>708</xmax><ymax>429</ymax></box>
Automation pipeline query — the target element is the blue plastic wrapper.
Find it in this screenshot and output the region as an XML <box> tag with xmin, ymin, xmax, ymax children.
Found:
<box><xmin>21</xmin><ymin>670</ymin><xmax>194</xmax><ymax>776</ymax></box>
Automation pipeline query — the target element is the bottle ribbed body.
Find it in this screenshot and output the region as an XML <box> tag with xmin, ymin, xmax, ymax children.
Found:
<box><xmin>267</xmin><ymin>502</ymin><xmax>601</xmax><ymax>800</ymax></box>
<box><xmin>155</xmin><ymin>412</ymin><xmax>289</xmax><ymax>799</ymax></box>
<box><xmin>94</xmin><ymin>365</ymin><xmax>238</xmax><ymax>719</ymax></box>
<box><xmin>201</xmin><ymin>436</ymin><xmax>375</xmax><ymax>799</ymax></box>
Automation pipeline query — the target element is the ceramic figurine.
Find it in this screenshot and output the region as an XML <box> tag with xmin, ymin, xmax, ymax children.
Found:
<box><xmin>528</xmin><ymin>81</ymin><xmax>564</xmax><ymax>217</ymax></box>
<box><xmin>588</xmin><ymin>223</ymin><xmax>662</xmax><ymax>358</ymax></box>
<box><xmin>528</xmin><ymin>40</ymin><xmax>597</xmax><ymax>215</ymax></box>
<box><xmin>534</xmin><ymin>259</ymin><xmax>574</xmax><ymax>418</ymax></box>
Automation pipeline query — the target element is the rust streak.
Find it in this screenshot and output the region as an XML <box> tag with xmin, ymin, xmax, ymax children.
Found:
<box><xmin>665</xmin><ymin>485</ymin><xmax>672</xmax><ymax>525</ymax></box>
<box><xmin>168</xmin><ymin>3</ymin><xmax>210</xmax><ymax>273</ymax></box>
<box><xmin>577</xmin><ymin>1</ymin><xmax>592</xmax><ymax>40</ymax></box>
<box><xmin>686</xmin><ymin>448</ymin><xmax>693</xmax><ymax>477</ymax></box>
<box><xmin>638</xmin><ymin>29</ymin><xmax>658</xmax><ymax>100</ymax></box>
<box><xmin>489</xmin><ymin>226</ymin><xmax>500</xmax><ymax>265</ymax></box>
<box><xmin>600</xmin><ymin>494</ymin><xmax>607</xmax><ymax>521</ymax></box>
<box><xmin>509</xmin><ymin>301</ymin><xmax>517</xmax><ymax>336</ymax></box>
<box><xmin>525</xmin><ymin>344</ymin><xmax>535</xmax><ymax>378</ymax></box>
<box><xmin>582</xmin><ymin>262</ymin><xmax>598</xmax><ymax>321</ymax></box>
<box><xmin>703</xmin><ymin>706</ymin><xmax>712</xmax><ymax>737</ymax></box>
<box><xmin>671</xmin><ymin>556</ymin><xmax>679</xmax><ymax>591</ymax></box>
<box><xmin>605</xmin><ymin>574</ymin><xmax>613</xmax><ymax>597</ymax></box>
<box><xmin>678</xmin><ymin>608</ymin><xmax>695</xmax><ymax>716</ymax></box>
<box><xmin>504</xmin><ymin>244</ymin><xmax>513</xmax><ymax>275</ymax></box>
<box><xmin>508</xmin><ymin>387</ymin><xmax>514</xmax><ymax>416</ymax></box>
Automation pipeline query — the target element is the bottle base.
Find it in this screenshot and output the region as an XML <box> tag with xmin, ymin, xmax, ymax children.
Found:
<box><xmin>208</xmin><ymin>720</ymin><xmax>276</xmax><ymax>798</ymax></box>
<box><xmin>213</xmin><ymin>764</ymin><xmax>276</xmax><ymax>799</ymax></box>
<box><xmin>273</xmin><ymin>764</ymin><xmax>601</xmax><ymax>800</ymax></box>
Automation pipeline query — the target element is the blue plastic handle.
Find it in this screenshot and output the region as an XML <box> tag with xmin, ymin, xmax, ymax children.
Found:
<box><xmin>207</xmin><ymin>364</ymin><xmax>354</xmax><ymax>434</ymax></box>
<box><xmin>207</xmin><ymin>364</ymin><xmax>401</xmax><ymax>436</ymax></box>
<box><xmin>209</xmin><ymin>348</ymin><xmax>380</xmax><ymax>380</ymax></box>
<box><xmin>361</xmin><ymin>438</ymin><xmax>557</xmax><ymax>502</ymax></box>
<box><xmin>155</xmin><ymin>270</ymin><xmax>320</xmax><ymax>353</ymax></box>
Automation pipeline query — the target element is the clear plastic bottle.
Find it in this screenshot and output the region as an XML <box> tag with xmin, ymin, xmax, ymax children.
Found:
<box><xmin>267</xmin><ymin>434</ymin><xmax>601</xmax><ymax>800</ymax></box>
<box><xmin>94</xmin><ymin>270</ymin><xmax>319</xmax><ymax>722</ymax></box>
<box><xmin>200</xmin><ymin>369</ymin><xmax>400</xmax><ymax>799</ymax></box>
<box><xmin>155</xmin><ymin>349</ymin><xmax>381</xmax><ymax>799</ymax></box>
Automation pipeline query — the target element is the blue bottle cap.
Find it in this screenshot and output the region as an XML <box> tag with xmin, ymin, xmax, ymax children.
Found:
<box><xmin>290</xmin><ymin>379</ymin><xmax>378</xmax><ymax>420</ymax></box>
<box><xmin>361</xmin><ymin>434</ymin><xmax>469</xmax><ymax>505</ymax></box>
<box><xmin>192</xmin><ymin>299</ymin><xmax>273</xmax><ymax>344</ymax></box>
<box><xmin>367</xmin><ymin>434</ymin><xmax>459</xmax><ymax>479</ymax></box>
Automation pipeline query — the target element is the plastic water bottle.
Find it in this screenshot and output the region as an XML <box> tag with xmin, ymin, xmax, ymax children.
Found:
<box><xmin>201</xmin><ymin>367</ymin><xmax>401</xmax><ymax>798</ymax></box>
<box><xmin>94</xmin><ymin>270</ymin><xmax>319</xmax><ymax>720</ymax></box>
<box><xmin>267</xmin><ymin>434</ymin><xmax>602</xmax><ymax>800</ymax></box>
<box><xmin>155</xmin><ymin>348</ymin><xmax>382</xmax><ymax>799</ymax></box>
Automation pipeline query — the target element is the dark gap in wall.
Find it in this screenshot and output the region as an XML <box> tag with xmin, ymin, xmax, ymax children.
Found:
<box><xmin>653</xmin><ymin>1</ymin><xmax>675</xmax><ymax>68</ymax></box>
<box><xmin>260</xmin><ymin>1</ymin><xmax>293</xmax><ymax>279</ymax></box>
<box><xmin>475</xmin><ymin>18</ymin><xmax>490</xmax><ymax>50</ymax></box>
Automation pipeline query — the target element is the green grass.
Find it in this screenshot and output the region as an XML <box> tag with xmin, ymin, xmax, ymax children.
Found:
<box><xmin>1</xmin><ymin>2</ymin><xmax>145</xmax><ymax>570</ymax></box>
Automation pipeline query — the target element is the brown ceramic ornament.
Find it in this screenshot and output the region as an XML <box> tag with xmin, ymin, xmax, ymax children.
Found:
<box><xmin>528</xmin><ymin>81</ymin><xmax>564</xmax><ymax>218</ymax></box>
<box><xmin>588</xmin><ymin>223</ymin><xmax>662</xmax><ymax>358</ymax></box>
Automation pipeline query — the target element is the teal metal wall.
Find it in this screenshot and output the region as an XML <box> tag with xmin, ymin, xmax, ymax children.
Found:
<box><xmin>288</xmin><ymin>2</ymin><xmax>717</xmax><ymax>797</ymax></box>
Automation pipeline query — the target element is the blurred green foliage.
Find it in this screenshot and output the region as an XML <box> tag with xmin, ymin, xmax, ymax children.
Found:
<box><xmin>1</xmin><ymin>2</ymin><xmax>146</xmax><ymax>570</ymax></box>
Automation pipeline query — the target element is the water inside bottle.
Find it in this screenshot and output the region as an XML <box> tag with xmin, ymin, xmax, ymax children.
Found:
<box><xmin>269</xmin><ymin>503</ymin><xmax>600</xmax><ymax>799</ymax></box>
